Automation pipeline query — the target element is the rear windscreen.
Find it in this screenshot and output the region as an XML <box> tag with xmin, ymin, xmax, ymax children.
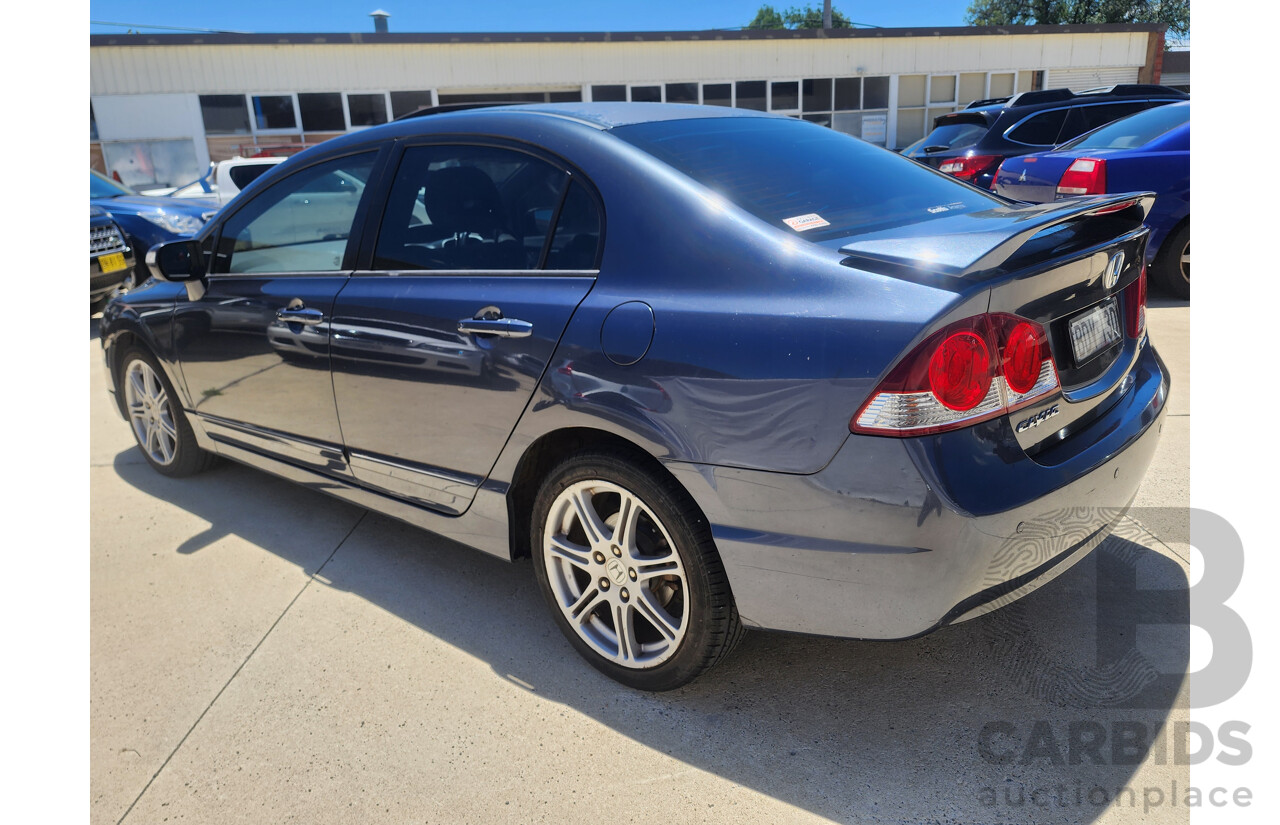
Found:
<box><xmin>920</xmin><ymin>118</ymin><xmax>989</xmax><ymax>151</ymax></box>
<box><xmin>614</xmin><ymin>117</ymin><xmax>1001</xmax><ymax>241</ymax></box>
<box><xmin>1060</xmin><ymin>103</ymin><xmax>1190</xmax><ymax>151</ymax></box>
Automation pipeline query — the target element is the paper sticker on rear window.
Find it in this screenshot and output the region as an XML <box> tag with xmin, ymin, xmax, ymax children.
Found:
<box><xmin>782</xmin><ymin>213</ymin><xmax>831</xmax><ymax>232</ymax></box>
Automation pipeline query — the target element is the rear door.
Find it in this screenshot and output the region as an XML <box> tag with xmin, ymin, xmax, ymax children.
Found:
<box><xmin>331</xmin><ymin>141</ymin><xmax>602</xmax><ymax>514</ymax></box>
<box><xmin>172</xmin><ymin>150</ymin><xmax>381</xmax><ymax>473</ymax></box>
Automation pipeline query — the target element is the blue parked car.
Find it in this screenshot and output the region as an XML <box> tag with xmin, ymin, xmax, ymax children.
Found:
<box><xmin>90</xmin><ymin>169</ymin><xmax>218</xmax><ymax>288</ymax></box>
<box><xmin>100</xmin><ymin>103</ymin><xmax>1167</xmax><ymax>689</ymax></box>
<box><xmin>992</xmin><ymin>101</ymin><xmax>1190</xmax><ymax>298</ymax></box>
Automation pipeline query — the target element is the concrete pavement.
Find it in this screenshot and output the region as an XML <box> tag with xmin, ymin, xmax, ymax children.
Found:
<box><xmin>91</xmin><ymin>297</ymin><xmax>1192</xmax><ymax>824</ymax></box>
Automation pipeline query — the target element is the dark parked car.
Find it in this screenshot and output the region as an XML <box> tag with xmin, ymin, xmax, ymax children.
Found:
<box><xmin>100</xmin><ymin>103</ymin><xmax>1167</xmax><ymax>690</ymax></box>
<box><xmin>993</xmin><ymin>101</ymin><xmax>1190</xmax><ymax>298</ymax></box>
<box><xmin>90</xmin><ymin>169</ymin><xmax>218</xmax><ymax>288</ymax></box>
<box><xmin>904</xmin><ymin>84</ymin><xmax>1188</xmax><ymax>190</ymax></box>
<box><xmin>90</xmin><ymin>206</ymin><xmax>135</xmax><ymax>310</ymax></box>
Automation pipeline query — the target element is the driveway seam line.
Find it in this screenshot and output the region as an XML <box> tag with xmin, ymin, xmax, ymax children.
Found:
<box><xmin>114</xmin><ymin>510</ymin><xmax>368</xmax><ymax>825</ymax></box>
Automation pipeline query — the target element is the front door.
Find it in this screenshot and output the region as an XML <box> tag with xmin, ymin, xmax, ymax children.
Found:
<box><xmin>173</xmin><ymin>151</ymin><xmax>380</xmax><ymax>474</ymax></box>
<box><xmin>331</xmin><ymin>143</ymin><xmax>603</xmax><ymax>513</ymax></box>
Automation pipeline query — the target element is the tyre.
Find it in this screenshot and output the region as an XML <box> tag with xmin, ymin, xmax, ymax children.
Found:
<box><xmin>1152</xmin><ymin>223</ymin><xmax>1189</xmax><ymax>300</ymax></box>
<box><xmin>120</xmin><ymin>348</ymin><xmax>217</xmax><ymax>477</ymax></box>
<box><xmin>531</xmin><ymin>451</ymin><xmax>744</xmax><ymax>690</ymax></box>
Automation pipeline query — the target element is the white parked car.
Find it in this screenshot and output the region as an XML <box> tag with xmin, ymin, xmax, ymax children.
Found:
<box><xmin>140</xmin><ymin>156</ymin><xmax>285</xmax><ymax>205</ymax></box>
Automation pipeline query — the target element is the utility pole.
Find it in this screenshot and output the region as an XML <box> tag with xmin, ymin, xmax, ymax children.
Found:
<box><xmin>823</xmin><ymin>0</ymin><xmax>832</xmax><ymax>29</ymax></box>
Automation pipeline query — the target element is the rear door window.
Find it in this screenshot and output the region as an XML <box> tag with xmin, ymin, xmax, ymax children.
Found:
<box><xmin>1006</xmin><ymin>109</ymin><xmax>1067</xmax><ymax>146</ymax></box>
<box><xmin>373</xmin><ymin>144</ymin><xmax>571</xmax><ymax>271</ymax></box>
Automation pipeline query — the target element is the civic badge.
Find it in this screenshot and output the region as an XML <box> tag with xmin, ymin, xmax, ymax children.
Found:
<box><xmin>1103</xmin><ymin>251</ymin><xmax>1125</xmax><ymax>290</ymax></box>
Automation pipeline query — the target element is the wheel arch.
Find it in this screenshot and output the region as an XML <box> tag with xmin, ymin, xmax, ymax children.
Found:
<box><xmin>504</xmin><ymin>426</ymin><xmax>706</xmax><ymax>561</ymax></box>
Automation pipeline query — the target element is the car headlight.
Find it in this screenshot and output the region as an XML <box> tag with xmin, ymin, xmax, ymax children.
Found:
<box><xmin>138</xmin><ymin>210</ymin><xmax>205</xmax><ymax>235</ymax></box>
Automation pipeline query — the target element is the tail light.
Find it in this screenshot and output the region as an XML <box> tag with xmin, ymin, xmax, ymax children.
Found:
<box><xmin>1125</xmin><ymin>263</ymin><xmax>1147</xmax><ymax>338</ymax></box>
<box><xmin>1056</xmin><ymin>158</ymin><xmax>1107</xmax><ymax>196</ymax></box>
<box><xmin>851</xmin><ymin>313</ymin><xmax>1059</xmax><ymax>437</ymax></box>
<box><xmin>990</xmin><ymin>160</ymin><xmax>1008</xmax><ymax>191</ymax></box>
<box><xmin>938</xmin><ymin>154</ymin><xmax>1004</xmax><ymax>184</ymax></box>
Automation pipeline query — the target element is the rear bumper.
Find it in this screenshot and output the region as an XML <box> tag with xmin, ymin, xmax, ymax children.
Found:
<box><xmin>668</xmin><ymin>340</ymin><xmax>1169</xmax><ymax>639</ymax></box>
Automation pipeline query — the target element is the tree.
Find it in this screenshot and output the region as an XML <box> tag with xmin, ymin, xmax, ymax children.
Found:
<box><xmin>965</xmin><ymin>0</ymin><xmax>1189</xmax><ymax>38</ymax></box>
<box><xmin>747</xmin><ymin>4</ymin><xmax>853</xmax><ymax>29</ymax></box>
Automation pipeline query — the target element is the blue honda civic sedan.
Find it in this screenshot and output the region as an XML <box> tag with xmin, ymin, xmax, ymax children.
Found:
<box><xmin>100</xmin><ymin>103</ymin><xmax>1168</xmax><ymax>690</ymax></box>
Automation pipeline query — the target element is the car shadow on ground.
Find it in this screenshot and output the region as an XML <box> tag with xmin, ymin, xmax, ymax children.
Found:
<box><xmin>109</xmin><ymin>450</ymin><xmax>1189</xmax><ymax>824</ymax></box>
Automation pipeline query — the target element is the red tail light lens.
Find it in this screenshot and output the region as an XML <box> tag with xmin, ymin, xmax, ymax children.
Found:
<box><xmin>938</xmin><ymin>154</ymin><xmax>1004</xmax><ymax>183</ymax></box>
<box><xmin>1125</xmin><ymin>263</ymin><xmax>1147</xmax><ymax>338</ymax></box>
<box><xmin>928</xmin><ymin>331</ymin><xmax>992</xmax><ymax>410</ymax></box>
<box><xmin>1056</xmin><ymin>157</ymin><xmax>1107</xmax><ymax>196</ymax></box>
<box><xmin>1002</xmin><ymin>322</ymin><xmax>1042</xmax><ymax>395</ymax></box>
<box><xmin>852</xmin><ymin>313</ymin><xmax>1059</xmax><ymax>437</ymax></box>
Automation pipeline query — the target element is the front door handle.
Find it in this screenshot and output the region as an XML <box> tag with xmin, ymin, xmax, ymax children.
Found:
<box><xmin>457</xmin><ymin>317</ymin><xmax>533</xmax><ymax>338</ymax></box>
<box><xmin>277</xmin><ymin>307</ymin><xmax>325</xmax><ymax>326</ymax></box>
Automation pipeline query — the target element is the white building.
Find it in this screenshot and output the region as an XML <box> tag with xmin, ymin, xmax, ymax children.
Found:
<box><xmin>90</xmin><ymin>24</ymin><xmax>1169</xmax><ymax>190</ymax></box>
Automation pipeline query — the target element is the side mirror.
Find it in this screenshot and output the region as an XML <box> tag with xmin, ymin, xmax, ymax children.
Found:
<box><xmin>146</xmin><ymin>240</ymin><xmax>205</xmax><ymax>283</ymax></box>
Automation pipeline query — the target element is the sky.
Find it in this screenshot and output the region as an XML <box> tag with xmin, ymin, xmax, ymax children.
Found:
<box><xmin>88</xmin><ymin>0</ymin><xmax>976</xmax><ymax>34</ymax></box>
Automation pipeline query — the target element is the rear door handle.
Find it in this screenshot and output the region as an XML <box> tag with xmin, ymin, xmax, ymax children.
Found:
<box><xmin>277</xmin><ymin>307</ymin><xmax>325</xmax><ymax>326</ymax></box>
<box><xmin>457</xmin><ymin>317</ymin><xmax>533</xmax><ymax>338</ymax></box>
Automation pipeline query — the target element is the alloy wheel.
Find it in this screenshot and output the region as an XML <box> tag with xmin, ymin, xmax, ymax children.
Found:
<box><xmin>124</xmin><ymin>359</ymin><xmax>179</xmax><ymax>466</ymax></box>
<box><xmin>541</xmin><ymin>479</ymin><xmax>689</xmax><ymax>668</ymax></box>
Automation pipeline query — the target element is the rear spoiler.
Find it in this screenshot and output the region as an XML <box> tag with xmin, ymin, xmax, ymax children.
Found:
<box><xmin>838</xmin><ymin>192</ymin><xmax>1155</xmax><ymax>279</ymax></box>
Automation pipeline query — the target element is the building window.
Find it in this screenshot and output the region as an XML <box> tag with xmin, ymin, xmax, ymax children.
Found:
<box><xmin>548</xmin><ymin>90</ymin><xmax>583</xmax><ymax>102</ymax></box>
<box><xmin>252</xmin><ymin>95</ymin><xmax>297</xmax><ymax>131</ymax></box>
<box><xmin>735</xmin><ymin>81</ymin><xmax>767</xmax><ymax>111</ymax></box>
<box><xmin>770</xmin><ymin>81</ymin><xmax>799</xmax><ymax>111</ymax></box>
<box><xmin>347</xmin><ymin>93</ymin><xmax>388</xmax><ymax>127</ymax></box>
<box><xmin>833</xmin><ymin>77</ymin><xmax>861</xmax><ymax>111</ymax></box>
<box><xmin>200</xmin><ymin>94</ymin><xmax>251</xmax><ymax>134</ymax></box>
<box><xmin>298</xmin><ymin>93</ymin><xmax>345</xmax><ymax>131</ymax></box>
<box><xmin>665</xmin><ymin>83</ymin><xmax>698</xmax><ymax>103</ymax></box>
<box><xmin>803</xmin><ymin>79</ymin><xmax>832</xmax><ymax>113</ymax></box>
<box><xmin>591</xmin><ymin>85</ymin><xmax>627</xmax><ymax>102</ymax></box>
<box><xmin>437</xmin><ymin>91</ymin><xmax>567</xmax><ymax>105</ymax></box>
<box><xmin>391</xmin><ymin>90</ymin><xmax>435</xmax><ymax>119</ymax></box>
<box><xmin>895</xmin><ymin>74</ymin><xmax>927</xmax><ymax>147</ymax></box>
<box><xmin>863</xmin><ymin>77</ymin><xmax>890</xmax><ymax>110</ymax></box>
<box><xmin>988</xmin><ymin>72</ymin><xmax>1015</xmax><ymax>98</ymax></box>
<box><xmin>630</xmin><ymin>85</ymin><xmax>661</xmax><ymax>103</ymax></box>
<box><xmin>91</xmin><ymin>103</ymin><xmax>99</xmax><ymax>140</ymax></box>
<box><xmin>702</xmin><ymin>83</ymin><xmax>732</xmax><ymax>107</ymax></box>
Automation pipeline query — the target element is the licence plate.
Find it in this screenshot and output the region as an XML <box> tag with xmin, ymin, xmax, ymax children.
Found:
<box><xmin>98</xmin><ymin>252</ymin><xmax>127</xmax><ymax>274</ymax></box>
<box><xmin>1069</xmin><ymin>299</ymin><xmax>1121</xmax><ymax>364</ymax></box>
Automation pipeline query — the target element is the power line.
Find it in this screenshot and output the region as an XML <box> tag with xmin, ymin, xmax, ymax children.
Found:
<box><xmin>90</xmin><ymin>20</ymin><xmax>252</xmax><ymax>34</ymax></box>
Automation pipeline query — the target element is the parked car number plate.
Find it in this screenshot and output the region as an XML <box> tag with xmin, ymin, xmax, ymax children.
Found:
<box><xmin>1069</xmin><ymin>299</ymin><xmax>1121</xmax><ymax>364</ymax></box>
<box><xmin>98</xmin><ymin>252</ymin><xmax>127</xmax><ymax>274</ymax></box>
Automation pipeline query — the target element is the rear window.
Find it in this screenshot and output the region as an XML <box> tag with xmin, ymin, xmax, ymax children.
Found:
<box><xmin>1060</xmin><ymin>103</ymin><xmax>1189</xmax><ymax>151</ymax></box>
<box><xmin>614</xmin><ymin>117</ymin><xmax>1001</xmax><ymax>241</ymax></box>
<box><xmin>920</xmin><ymin>115</ymin><xmax>989</xmax><ymax>151</ymax></box>
<box><xmin>228</xmin><ymin>163</ymin><xmax>276</xmax><ymax>190</ymax></box>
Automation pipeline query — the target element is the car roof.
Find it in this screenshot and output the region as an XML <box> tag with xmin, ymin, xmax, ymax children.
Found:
<box><xmin>401</xmin><ymin>102</ymin><xmax>780</xmax><ymax>131</ymax></box>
